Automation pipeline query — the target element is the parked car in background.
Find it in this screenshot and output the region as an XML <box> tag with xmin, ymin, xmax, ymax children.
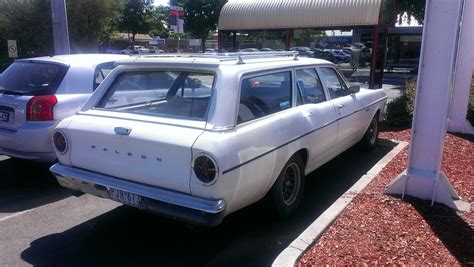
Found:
<box><xmin>260</xmin><ymin>48</ymin><xmax>273</xmax><ymax>51</ymax></box>
<box><xmin>290</xmin><ymin>47</ymin><xmax>314</xmax><ymax>57</ymax></box>
<box><xmin>0</xmin><ymin>54</ymin><xmax>129</xmax><ymax>161</ymax></box>
<box><xmin>121</xmin><ymin>45</ymin><xmax>150</xmax><ymax>55</ymax></box>
<box><xmin>312</xmin><ymin>50</ymin><xmax>336</xmax><ymax>63</ymax></box>
<box><xmin>50</xmin><ymin>52</ymin><xmax>387</xmax><ymax>226</ymax></box>
<box><xmin>322</xmin><ymin>50</ymin><xmax>347</xmax><ymax>64</ymax></box>
<box><xmin>149</xmin><ymin>46</ymin><xmax>164</xmax><ymax>54</ymax></box>
<box><xmin>239</xmin><ymin>48</ymin><xmax>259</xmax><ymax>52</ymax></box>
<box><xmin>205</xmin><ymin>48</ymin><xmax>218</xmax><ymax>53</ymax></box>
<box><xmin>331</xmin><ymin>50</ymin><xmax>351</xmax><ymax>63</ymax></box>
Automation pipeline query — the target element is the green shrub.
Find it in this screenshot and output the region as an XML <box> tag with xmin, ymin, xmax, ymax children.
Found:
<box><xmin>386</xmin><ymin>78</ymin><xmax>474</xmax><ymax>128</ymax></box>
<box><xmin>386</xmin><ymin>80</ymin><xmax>417</xmax><ymax>127</ymax></box>
<box><xmin>467</xmin><ymin>79</ymin><xmax>474</xmax><ymax>126</ymax></box>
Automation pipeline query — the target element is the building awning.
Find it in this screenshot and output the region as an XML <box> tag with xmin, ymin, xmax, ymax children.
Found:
<box><xmin>218</xmin><ymin>0</ymin><xmax>382</xmax><ymax>31</ymax></box>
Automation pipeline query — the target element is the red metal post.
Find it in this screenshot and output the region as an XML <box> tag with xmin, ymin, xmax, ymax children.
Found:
<box><xmin>369</xmin><ymin>24</ymin><xmax>380</xmax><ymax>89</ymax></box>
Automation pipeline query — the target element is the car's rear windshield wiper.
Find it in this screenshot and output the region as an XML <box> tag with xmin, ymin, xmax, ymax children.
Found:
<box><xmin>0</xmin><ymin>89</ymin><xmax>24</xmax><ymax>95</ymax></box>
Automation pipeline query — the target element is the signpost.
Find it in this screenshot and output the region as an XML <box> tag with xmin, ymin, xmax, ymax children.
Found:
<box><xmin>7</xmin><ymin>40</ymin><xmax>17</xmax><ymax>58</ymax></box>
<box><xmin>149</xmin><ymin>38</ymin><xmax>165</xmax><ymax>45</ymax></box>
<box><xmin>170</xmin><ymin>5</ymin><xmax>184</xmax><ymax>52</ymax></box>
<box><xmin>169</xmin><ymin>6</ymin><xmax>184</xmax><ymax>34</ymax></box>
<box><xmin>50</xmin><ymin>0</ymin><xmax>70</xmax><ymax>55</ymax></box>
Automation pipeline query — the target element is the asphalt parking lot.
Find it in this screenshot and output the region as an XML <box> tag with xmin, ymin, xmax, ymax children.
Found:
<box><xmin>0</xmin><ymin>140</ymin><xmax>397</xmax><ymax>266</ymax></box>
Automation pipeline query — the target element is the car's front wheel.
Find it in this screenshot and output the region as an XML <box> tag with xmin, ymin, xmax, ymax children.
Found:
<box><xmin>268</xmin><ymin>155</ymin><xmax>305</xmax><ymax>217</ymax></box>
<box><xmin>359</xmin><ymin>115</ymin><xmax>379</xmax><ymax>151</ymax></box>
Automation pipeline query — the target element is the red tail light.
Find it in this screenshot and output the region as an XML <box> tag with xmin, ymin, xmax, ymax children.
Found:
<box><xmin>26</xmin><ymin>95</ymin><xmax>58</xmax><ymax>121</ymax></box>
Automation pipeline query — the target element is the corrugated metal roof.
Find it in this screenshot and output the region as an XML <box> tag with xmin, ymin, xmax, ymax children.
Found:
<box><xmin>218</xmin><ymin>0</ymin><xmax>382</xmax><ymax>31</ymax></box>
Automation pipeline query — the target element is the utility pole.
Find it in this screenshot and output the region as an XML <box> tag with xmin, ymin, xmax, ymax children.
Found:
<box><xmin>50</xmin><ymin>0</ymin><xmax>70</xmax><ymax>55</ymax></box>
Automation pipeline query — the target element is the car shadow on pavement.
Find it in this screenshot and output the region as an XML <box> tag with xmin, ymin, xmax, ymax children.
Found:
<box><xmin>20</xmin><ymin>140</ymin><xmax>398</xmax><ymax>267</ymax></box>
<box><xmin>0</xmin><ymin>157</ymin><xmax>71</xmax><ymax>213</ymax></box>
<box><xmin>407</xmin><ymin>197</ymin><xmax>474</xmax><ymax>265</ymax></box>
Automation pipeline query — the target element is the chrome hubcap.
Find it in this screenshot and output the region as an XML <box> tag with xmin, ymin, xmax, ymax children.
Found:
<box><xmin>281</xmin><ymin>163</ymin><xmax>301</xmax><ymax>206</ymax></box>
<box><xmin>369</xmin><ymin>119</ymin><xmax>378</xmax><ymax>145</ymax></box>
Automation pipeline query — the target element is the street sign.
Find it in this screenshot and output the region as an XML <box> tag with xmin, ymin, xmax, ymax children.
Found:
<box><xmin>169</xmin><ymin>6</ymin><xmax>184</xmax><ymax>17</ymax></box>
<box><xmin>7</xmin><ymin>40</ymin><xmax>17</xmax><ymax>58</ymax></box>
<box><xmin>169</xmin><ymin>6</ymin><xmax>184</xmax><ymax>34</ymax></box>
<box><xmin>149</xmin><ymin>38</ymin><xmax>165</xmax><ymax>45</ymax></box>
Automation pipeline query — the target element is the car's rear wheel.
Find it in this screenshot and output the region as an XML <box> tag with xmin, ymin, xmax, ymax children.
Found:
<box><xmin>359</xmin><ymin>115</ymin><xmax>379</xmax><ymax>151</ymax></box>
<box><xmin>268</xmin><ymin>155</ymin><xmax>305</xmax><ymax>217</ymax></box>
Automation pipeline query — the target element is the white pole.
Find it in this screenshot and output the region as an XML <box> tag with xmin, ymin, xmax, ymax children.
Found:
<box><xmin>50</xmin><ymin>0</ymin><xmax>70</xmax><ymax>55</ymax></box>
<box><xmin>448</xmin><ymin>0</ymin><xmax>474</xmax><ymax>134</ymax></box>
<box><xmin>385</xmin><ymin>0</ymin><xmax>470</xmax><ymax>212</ymax></box>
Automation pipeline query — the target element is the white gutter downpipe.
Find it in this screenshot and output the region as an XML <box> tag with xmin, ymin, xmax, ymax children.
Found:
<box><xmin>448</xmin><ymin>0</ymin><xmax>474</xmax><ymax>134</ymax></box>
<box><xmin>384</xmin><ymin>0</ymin><xmax>470</xmax><ymax>212</ymax></box>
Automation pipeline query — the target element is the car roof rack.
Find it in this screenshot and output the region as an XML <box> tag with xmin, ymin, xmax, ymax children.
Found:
<box><xmin>137</xmin><ymin>51</ymin><xmax>299</xmax><ymax>65</ymax></box>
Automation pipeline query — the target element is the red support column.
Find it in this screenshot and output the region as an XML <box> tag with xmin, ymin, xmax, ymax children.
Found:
<box><xmin>285</xmin><ymin>29</ymin><xmax>292</xmax><ymax>50</ymax></box>
<box><xmin>218</xmin><ymin>30</ymin><xmax>222</xmax><ymax>52</ymax></box>
<box><xmin>369</xmin><ymin>25</ymin><xmax>380</xmax><ymax>89</ymax></box>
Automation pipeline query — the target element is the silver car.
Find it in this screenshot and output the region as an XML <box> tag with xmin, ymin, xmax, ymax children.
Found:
<box><xmin>0</xmin><ymin>54</ymin><xmax>129</xmax><ymax>161</ymax></box>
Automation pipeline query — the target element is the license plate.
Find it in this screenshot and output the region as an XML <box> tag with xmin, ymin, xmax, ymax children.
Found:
<box><xmin>109</xmin><ymin>188</ymin><xmax>143</xmax><ymax>208</ymax></box>
<box><xmin>0</xmin><ymin>111</ymin><xmax>9</xmax><ymax>123</ymax></box>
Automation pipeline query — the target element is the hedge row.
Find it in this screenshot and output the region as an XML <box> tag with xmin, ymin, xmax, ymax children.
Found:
<box><xmin>386</xmin><ymin>79</ymin><xmax>474</xmax><ymax>128</ymax></box>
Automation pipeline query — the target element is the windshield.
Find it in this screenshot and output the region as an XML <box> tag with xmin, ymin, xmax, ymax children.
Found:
<box><xmin>96</xmin><ymin>70</ymin><xmax>215</xmax><ymax>120</ymax></box>
<box><xmin>0</xmin><ymin>61</ymin><xmax>68</xmax><ymax>95</ymax></box>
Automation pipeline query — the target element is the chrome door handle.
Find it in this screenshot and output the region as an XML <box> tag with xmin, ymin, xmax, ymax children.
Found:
<box><xmin>114</xmin><ymin>127</ymin><xmax>132</xmax><ymax>135</ymax></box>
<box><xmin>308</xmin><ymin>111</ymin><xmax>317</xmax><ymax>116</ymax></box>
<box><xmin>336</xmin><ymin>104</ymin><xmax>345</xmax><ymax>109</ymax></box>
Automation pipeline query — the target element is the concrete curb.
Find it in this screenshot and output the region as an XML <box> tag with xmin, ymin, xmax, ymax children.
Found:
<box><xmin>272</xmin><ymin>140</ymin><xmax>409</xmax><ymax>267</ymax></box>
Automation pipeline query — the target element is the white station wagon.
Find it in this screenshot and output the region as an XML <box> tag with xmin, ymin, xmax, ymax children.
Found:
<box><xmin>50</xmin><ymin>52</ymin><xmax>387</xmax><ymax>226</ymax></box>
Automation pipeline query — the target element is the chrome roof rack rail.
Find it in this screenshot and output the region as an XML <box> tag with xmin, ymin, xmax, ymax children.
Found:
<box><xmin>137</xmin><ymin>51</ymin><xmax>299</xmax><ymax>64</ymax></box>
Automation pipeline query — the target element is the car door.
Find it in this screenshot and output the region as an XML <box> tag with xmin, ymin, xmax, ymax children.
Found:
<box><xmin>294</xmin><ymin>67</ymin><xmax>338</xmax><ymax>170</ymax></box>
<box><xmin>317</xmin><ymin>66</ymin><xmax>362</xmax><ymax>152</ymax></box>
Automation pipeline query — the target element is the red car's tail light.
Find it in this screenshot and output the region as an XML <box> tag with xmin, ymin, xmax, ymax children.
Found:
<box><xmin>26</xmin><ymin>95</ymin><xmax>58</xmax><ymax>121</ymax></box>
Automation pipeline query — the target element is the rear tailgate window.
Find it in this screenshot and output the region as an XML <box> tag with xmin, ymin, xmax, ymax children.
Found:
<box><xmin>96</xmin><ymin>71</ymin><xmax>215</xmax><ymax>120</ymax></box>
<box><xmin>0</xmin><ymin>61</ymin><xmax>68</xmax><ymax>96</ymax></box>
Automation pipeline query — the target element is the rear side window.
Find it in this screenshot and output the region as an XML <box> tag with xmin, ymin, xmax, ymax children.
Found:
<box><xmin>296</xmin><ymin>68</ymin><xmax>326</xmax><ymax>105</ymax></box>
<box><xmin>238</xmin><ymin>71</ymin><xmax>292</xmax><ymax>124</ymax></box>
<box><xmin>94</xmin><ymin>62</ymin><xmax>116</xmax><ymax>90</ymax></box>
<box><xmin>0</xmin><ymin>62</ymin><xmax>67</xmax><ymax>95</ymax></box>
<box><xmin>96</xmin><ymin>71</ymin><xmax>214</xmax><ymax>120</ymax></box>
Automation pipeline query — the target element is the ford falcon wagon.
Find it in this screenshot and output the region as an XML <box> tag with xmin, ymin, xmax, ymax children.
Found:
<box><xmin>50</xmin><ymin>52</ymin><xmax>387</xmax><ymax>226</ymax></box>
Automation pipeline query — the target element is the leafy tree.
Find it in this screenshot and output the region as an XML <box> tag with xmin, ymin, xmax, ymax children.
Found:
<box><xmin>148</xmin><ymin>5</ymin><xmax>170</xmax><ymax>38</ymax></box>
<box><xmin>0</xmin><ymin>0</ymin><xmax>53</xmax><ymax>67</ymax></box>
<box><xmin>381</xmin><ymin>0</ymin><xmax>425</xmax><ymax>25</ymax></box>
<box><xmin>396</xmin><ymin>0</ymin><xmax>425</xmax><ymax>25</ymax></box>
<box><xmin>67</xmin><ymin>0</ymin><xmax>124</xmax><ymax>53</ymax></box>
<box><xmin>176</xmin><ymin>0</ymin><xmax>227</xmax><ymax>51</ymax></box>
<box><xmin>117</xmin><ymin>0</ymin><xmax>155</xmax><ymax>43</ymax></box>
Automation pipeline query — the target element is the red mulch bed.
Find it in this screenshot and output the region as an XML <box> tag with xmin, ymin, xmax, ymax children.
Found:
<box><xmin>298</xmin><ymin>125</ymin><xmax>473</xmax><ymax>266</ymax></box>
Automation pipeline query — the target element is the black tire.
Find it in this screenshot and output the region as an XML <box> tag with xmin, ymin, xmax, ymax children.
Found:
<box><xmin>359</xmin><ymin>115</ymin><xmax>379</xmax><ymax>151</ymax></box>
<box><xmin>268</xmin><ymin>155</ymin><xmax>305</xmax><ymax>217</ymax></box>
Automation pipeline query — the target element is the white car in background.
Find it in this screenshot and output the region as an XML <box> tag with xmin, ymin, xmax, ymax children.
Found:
<box><xmin>120</xmin><ymin>45</ymin><xmax>151</xmax><ymax>55</ymax></box>
<box><xmin>50</xmin><ymin>52</ymin><xmax>387</xmax><ymax>226</ymax></box>
<box><xmin>0</xmin><ymin>54</ymin><xmax>129</xmax><ymax>161</ymax></box>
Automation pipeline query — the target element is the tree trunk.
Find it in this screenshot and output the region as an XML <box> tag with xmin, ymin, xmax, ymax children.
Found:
<box><xmin>201</xmin><ymin>35</ymin><xmax>207</xmax><ymax>53</ymax></box>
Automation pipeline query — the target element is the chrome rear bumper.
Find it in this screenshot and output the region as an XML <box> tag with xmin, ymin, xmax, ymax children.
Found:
<box><xmin>50</xmin><ymin>163</ymin><xmax>226</xmax><ymax>226</ymax></box>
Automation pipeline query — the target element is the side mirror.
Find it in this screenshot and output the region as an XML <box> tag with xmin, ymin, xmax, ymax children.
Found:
<box><xmin>349</xmin><ymin>85</ymin><xmax>360</xmax><ymax>94</ymax></box>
